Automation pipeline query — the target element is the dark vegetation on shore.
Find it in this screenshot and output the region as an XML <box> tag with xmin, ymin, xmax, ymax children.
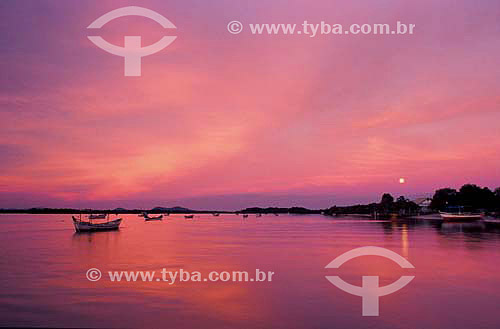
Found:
<box><xmin>430</xmin><ymin>184</ymin><xmax>500</xmax><ymax>211</ymax></box>
<box><xmin>324</xmin><ymin>194</ymin><xmax>419</xmax><ymax>217</ymax></box>
<box><xmin>324</xmin><ymin>184</ymin><xmax>500</xmax><ymax>217</ymax></box>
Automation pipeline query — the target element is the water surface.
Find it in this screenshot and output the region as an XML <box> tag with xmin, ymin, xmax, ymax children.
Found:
<box><xmin>1</xmin><ymin>214</ymin><xmax>499</xmax><ymax>328</ymax></box>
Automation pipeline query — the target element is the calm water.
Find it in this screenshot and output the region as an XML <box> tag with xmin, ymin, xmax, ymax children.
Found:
<box><xmin>1</xmin><ymin>214</ymin><xmax>500</xmax><ymax>328</ymax></box>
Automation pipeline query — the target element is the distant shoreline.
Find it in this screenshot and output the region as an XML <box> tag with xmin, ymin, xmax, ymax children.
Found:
<box><xmin>0</xmin><ymin>207</ymin><xmax>322</xmax><ymax>215</ymax></box>
<box><xmin>0</xmin><ymin>209</ymin><xmax>226</xmax><ymax>215</ymax></box>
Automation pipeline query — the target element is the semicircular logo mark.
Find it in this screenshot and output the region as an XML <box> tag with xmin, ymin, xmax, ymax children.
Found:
<box><xmin>87</xmin><ymin>6</ymin><xmax>177</xmax><ymax>76</ymax></box>
<box><xmin>325</xmin><ymin>246</ymin><xmax>415</xmax><ymax>316</ymax></box>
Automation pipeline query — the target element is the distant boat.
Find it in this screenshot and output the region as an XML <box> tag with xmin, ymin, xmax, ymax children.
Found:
<box><xmin>274</xmin><ymin>213</ymin><xmax>279</xmax><ymax>216</ymax></box>
<box><xmin>88</xmin><ymin>214</ymin><xmax>107</xmax><ymax>220</ymax></box>
<box><xmin>144</xmin><ymin>214</ymin><xmax>163</xmax><ymax>221</ymax></box>
<box><xmin>184</xmin><ymin>215</ymin><xmax>194</xmax><ymax>219</ymax></box>
<box><xmin>72</xmin><ymin>214</ymin><xmax>122</xmax><ymax>232</ymax></box>
<box><xmin>256</xmin><ymin>214</ymin><xmax>262</xmax><ymax>217</ymax></box>
<box><xmin>242</xmin><ymin>214</ymin><xmax>249</xmax><ymax>218</ymax></box>
<box><xmin>213</xmin><ymin>213</ymin><xmax>220</xmax><ymax>216</ymax></box>
<box><xmin>440</xmin><ymin>206</ymin><xmax>482</xmax><ymax>221</ymax></box>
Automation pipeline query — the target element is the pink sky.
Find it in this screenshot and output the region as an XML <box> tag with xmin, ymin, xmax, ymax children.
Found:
<box><xmin>0</xmin><ymin>0</ymin><xmax>499</xmax><ymax>210</ymax></box>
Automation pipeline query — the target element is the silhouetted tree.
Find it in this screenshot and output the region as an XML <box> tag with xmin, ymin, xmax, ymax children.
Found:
<box><xmin>393</xmin><ymin>196</ymin><xmax>418</xmax><ymax>216</ymax></box>
<box><xmin>458</xmin><ymin>184</ymin><xmax>495</xmax><ymax>209</ymax></box>
<box><xmin>378</xmin><ymin>193</ymin><xmax>394</xmax><ymax>214</ymax></box>
<box><xmin>431</xmin><ymin>185</ymin><xmax>497</xmax><ymax>211</ymax></box>
<box><xmin>430</xmin><ymin>188</ymin><xmax>458</xmax><ymax>210</ymax></box>
<box><xmin>381</xmin><ymin>193</ymin><xmax>394</xmax><ymax>205</ymax></box>
<box><xmin>395</xmin><ymin>196</ymin><xmax>407</xmax><ymax>210</ymax></box>
<box><xmin>458</xmin><ymin>184</ymin><xmax>483</xmax><ymax>207</ymax></box>
<box><xmin>396</xmin><ymin>196</ymin><xmax>407</xmax><ymax>203</ymax></box>
<box><xmin>494</xmin><ymin>188</ymin><xmax>500</xmax><ymax>211</ymax></box>
<box><xmin>481</xmin><ymin>187</ymin><xmax>496</xmax><ymax>209</ymax></box>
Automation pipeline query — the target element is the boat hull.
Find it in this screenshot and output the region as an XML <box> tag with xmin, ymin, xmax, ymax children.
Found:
<box><xmin>440</xmin><ymin>212</ymin><xmax>482</xmax><ymax>222</ymax></box>
<box><xmin>73</xmin><ymin>217</ymin><xmax>122</xmax><ymax>232</ymax></box>
<box><xmin>88</xmin><ymin>214</ymin><xmax>107</xmax><ymax>219</ymax></box>
<box><xmin>144</xmin><ymin>215</ymin><xmax>163</xmax><ymax>221</ymax></box>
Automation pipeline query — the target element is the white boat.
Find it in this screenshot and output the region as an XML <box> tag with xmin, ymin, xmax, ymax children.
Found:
<box><xmin>440</xmin><ymin>206</ymin><xmax>482</xmax><ymax>221</ymax></box>
<box><xmin>144</xmin><ymin>214</ymin><xmax>163</xmax><ymax>221</ymax></box>
<box><xmin>72</xmin><ymin>214</ymin><xmax>122</xmax><ymax>232</ymax></box>
<box><xmin>88</xmin><ymin>214</ymin><xmax>107</xmax><ymax>219</ymax></box>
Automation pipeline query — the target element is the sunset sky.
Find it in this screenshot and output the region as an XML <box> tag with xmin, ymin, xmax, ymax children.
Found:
<box><xmin>0</xmin><ymin>0</ymin><xmax>499</xmax><ymax>210</ymax></box>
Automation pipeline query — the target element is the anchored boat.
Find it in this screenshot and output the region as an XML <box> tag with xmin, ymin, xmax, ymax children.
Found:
<box><xmin>72</xmin><ymin>213</ymin><xmax>122</xmax><ymax>232</ymax></box>
<box><xmin>144</xmin><ymin>214</ymin><xmax>163</xmax><ymax>221</ymax></box>
<box><xmin>439</xmin><ymin>206</ymin><xmax>482</xmax><ymax>221</ymax></box>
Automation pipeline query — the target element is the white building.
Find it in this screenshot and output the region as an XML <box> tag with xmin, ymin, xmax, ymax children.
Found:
<box><xmin>413</xmin><ymin>198</ymin><xmax>433</xmax><ymax>213</ymax></box>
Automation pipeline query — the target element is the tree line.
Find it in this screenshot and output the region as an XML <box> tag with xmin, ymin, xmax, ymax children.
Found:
<box><xmin>325</xmin><ymin>194</ymin><xmax>419</xmax><ymax>217</ymax></box>
<box><xmin>430</xmin><ymin>184</ymin><xmax>500</xmax><ymax>211</ymax></box>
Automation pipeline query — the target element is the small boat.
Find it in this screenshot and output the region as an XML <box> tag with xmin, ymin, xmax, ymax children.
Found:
<box><xmin>184</xmin><ymin>215</ymin><xmax>194</xmax><ymax>219</ymax></box>
<box><xmin>440</xmin><ymin>206</ymin><xmax>482</xmax><ymax>222</ymax></box>
<box><xmin>88</xmin><ymin>213</ymin><xmax>107</xmax><ymax>220</ymax></box>
<box><xmin>213</xmin><ymin>213</ymin><xmax>220</xmax><ymax>217</ymax></box>
<box><xmin>242</xmin><ymin>214</ymin><xmax>249</xmax><ymax>218</ymax></box>
<box><xmin>274</xmin><ymin>213</ymin><xmax>279</xmax><ymax>216</ymax></box>
<box><xmin>72</xmin><ymin>214</ymin><xmax>122</xmax><ymax>232</ymax></box>
<box><xmin>256</xmin><ymin>214</ymin><xmax>262</xmax><ymax>217</ymax></box>
<box><xmin>144</xmin><ymin>214</ymin><xmax>163</xmax><ymax>221</ymax></box>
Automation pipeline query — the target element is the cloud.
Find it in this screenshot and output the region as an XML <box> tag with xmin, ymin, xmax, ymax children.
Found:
<box><xmin>1</xmin><ymin>0</ymin><xmax>500</xmax><ymax>208</ymax></box>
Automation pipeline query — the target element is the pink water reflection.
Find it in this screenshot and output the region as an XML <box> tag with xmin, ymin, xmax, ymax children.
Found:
<box><xmin>0</xmin><ymin>214</ymin><xmax>500</xmax><ymax>328</ymax></box>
